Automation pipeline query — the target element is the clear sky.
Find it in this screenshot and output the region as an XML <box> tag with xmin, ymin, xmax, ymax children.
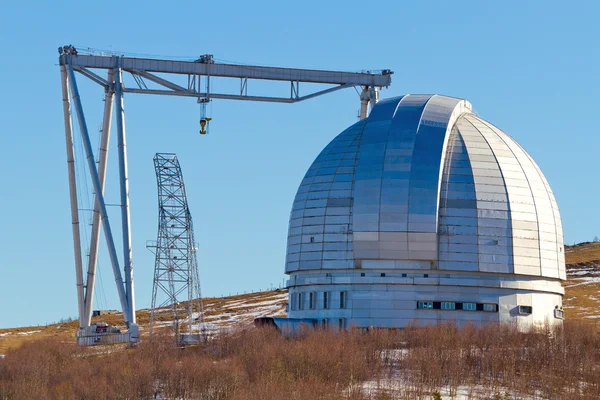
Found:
<box><xmin>0</xmin><ymin>1</ymin><xmax>598</xmax><ymax>328</ymax></box>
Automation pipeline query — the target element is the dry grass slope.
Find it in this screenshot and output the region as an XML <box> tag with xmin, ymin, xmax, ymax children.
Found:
<box><xmin>0</xmin><ymin>290</ymin><xmax>287</xmax><ymax>353</ymax></box>
<box><xmin>563</xmin><ymin>242</ymin><xmax>600</xmax><ymax>324</ymax></box>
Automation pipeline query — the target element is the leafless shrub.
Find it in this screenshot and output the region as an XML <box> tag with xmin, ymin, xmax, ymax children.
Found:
<box><xmin>1</xmin><ymin>321</ymin><xmax>599</xmax><ymax>399</ymax></box>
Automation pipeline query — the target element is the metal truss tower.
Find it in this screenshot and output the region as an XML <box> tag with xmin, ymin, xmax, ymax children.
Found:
<box><xmin>149</xmin><ymin>153</ymin><xmax>203</xmax><ymax>342</ymax></box>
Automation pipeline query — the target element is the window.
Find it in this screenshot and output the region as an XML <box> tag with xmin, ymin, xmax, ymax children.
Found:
<box><xmin>380</xmin><ymin>273</ymin><xmax>386</xmax><ymax>277</ymax></box>
<box><xmin>310</xmin><ymin>236</ymin><xmax>315</xmax><ymax>243</ymax></box>
<box><xmin>323</xmin><ymin>291</ymin><xmax>329</xmax><ymax>309</ymax></box>
<box><xmin>518</xmin><ymin>305</ymin><xmax>533</xmax><ymax>315</ymax></box>
<box><xmin>441</xmin><ymin>302</ymin><xmax>456</xmax><ymax>310</ymax></box>
<box><xmin>295</xmin><ymin>293</ymin><xmax>300</xmax><ymax>311</ymax></box>
<box><xmin>401</xmin><ymin>273</ymin><xmax>407</xmax><ymax>277</ymax></box>
<box><xmin>483</xmin><ymin>303</ymin><xmax>497</xmax><ymax>312</ymax></box>
<box><xmin>417</xmin><ymin>301</ymin><xmax>434</xmax><ymax>309</ymax></box>
<box><xmin>298</xmin><ymin>292</ymin><xmax>304</xmax><ymax>310</ymax></box>
<box><xmin>338</xmin><ymin>318</ymin><xmax>345</xmax><ymax>330</ymax></box>
<box><xmin>309</xmin><ymin>292</ymin><xmax>315</xmax><ymax>309</ymax></box>
<box><xmin>340</xmin><ymin>291</ymin><xmax>347</xmax><ymax>309</ymax></box>
<box><xmin>290</xmin><ymin>293</ymin><xmax>297</xmax><ymax>311</ymax></box>
<box><xmin>554</xmin><ymin>308</ymin><xmax>565</xmax><ymax>320</ymax></box>
<box><xmin>463</xmin><ymin>302</ymin><xmax>477</xmax><ymax>311</ymax></box>
<box><xmin>360</xmin><ymin>273</ymin><xmax>365</xmax><ymax>277</ymax></box>
<box><xmin>325</xmin><ymin>273</ymin><xmax>332</xmax><ymax>278</ymax></box>
<box><xmin>424</xmin><ymin>274</ymin><xmax>429</xmax><ymax>278</ymax></box>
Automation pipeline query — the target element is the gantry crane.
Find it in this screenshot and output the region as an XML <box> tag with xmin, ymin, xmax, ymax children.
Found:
<box><xmin>58</xmin><ymin>45</ymin><xmax>392</xmax><ymax>344</ymax></box>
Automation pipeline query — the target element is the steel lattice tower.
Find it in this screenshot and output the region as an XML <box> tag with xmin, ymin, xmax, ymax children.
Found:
<box><xmin>149</xmin><ymin>153</ymin><xmax>203</xmax><ymax>340</ymax></box>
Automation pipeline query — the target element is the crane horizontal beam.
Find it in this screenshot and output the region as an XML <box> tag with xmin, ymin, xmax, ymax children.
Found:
<box><xmin>122</xmin><ymin>83</ymin><xmax>354</xmax><ymax>103</ymax></box>
<box><xmin>59</xmin><ymin>54</ymin><xmax>392</xmax><ymax>87</ymax></box>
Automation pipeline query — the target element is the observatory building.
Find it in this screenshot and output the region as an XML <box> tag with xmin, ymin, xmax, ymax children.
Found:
<box><xmin>284</xmin><ymin>94</ymin><xmax>566</xmax><ymax>329</ymax></box>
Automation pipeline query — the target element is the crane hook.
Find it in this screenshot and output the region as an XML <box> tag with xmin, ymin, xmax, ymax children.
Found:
<box><xmin>199</xmin><ymin>117</ymin><xmax>212</xmax><ymax>135</ymax></box>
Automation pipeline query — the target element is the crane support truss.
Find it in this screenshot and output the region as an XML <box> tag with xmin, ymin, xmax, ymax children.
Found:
<box><xmin>149</xmin><ymin>154</ymin><xmax>204</xmax><ymax>341</ymax></box>
<box><xmin>60</xmin><ymin>53</ymin><xmax>137</xmax><ymax>338</ymax></box>
<box><xmin>58</xmin><ymin>46</ymin><xmax>391</xmax><ymax>341</ymax></box>
<box><xmin>59</xmin><ymin>53</ymin><xmax>392</xmax><ymax>113</ymax></box>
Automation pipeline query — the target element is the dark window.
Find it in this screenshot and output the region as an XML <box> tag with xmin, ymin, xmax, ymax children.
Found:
<box><xmin>338</xmin><ymin>318</ymin><xmax>345</xmax><ymax>330</ymax></box>
<box><xmin>424</xmin><ymin>274</ymin><xmax>429</xmax><ymax>278</ymax></box>
<box><xmin>417</xmin><ymin>301</ymin><xmax>433</xmax><ymax>309</ymax></box>
<box><xmin>482</xmin><ymin>303</ymin><xmax>497</xmax><ymax>312</ymax></box>
<box><xmin>309</xmin><ymin>292</ymin><xmax>315</xmax><ymax>309</ymax></box>
<box><xmin>323</xmin><ymin>292</ymin><xmax>329</xmax><ymax>309</ymax></box>
<box><xmin>310</xmin><ymin>236</ymin><xmax>315</xmax><ymax>243</ymax></box>
<box><xmin>340</xmin><ymin>291</ymin><xmax>347</xmax><ymax>309</ymax></box>
<box><xmin>360</xmin><ymin>273</ymin><xmax>365</xmax><ymax>277</ymax></box>
<box><xmin>298</xmin><ymin>293</ymin><xmax>304</xmax><ymax>310</ymax></box>
<box><xmin>518</xmin><ymin>305</ymin><xmax>533</xmax><ymax>315</ymax></box>
<box><xmin>402</xmin><ymin>273</ymin><xmax>407</xmax><ymax>277</ymax></box>
<box><xmin>381</xmin><ymin>273</ymin><xmax>386</xmax><ymax>277</ymax></box>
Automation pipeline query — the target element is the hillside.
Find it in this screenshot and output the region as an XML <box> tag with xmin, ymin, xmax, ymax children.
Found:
<box><xmin>563</xmin><ymin>241</ymin><xmax>600</xmax><ymax>321</ymax></box>
<box><xmin>2</xmin><ymin>242</ymin><xmax>600</xmax><ymax>353</ymax></box>
<box><xmin>0</xmin><ymin>290</ymin><xmax>287</xmax><ymax>353</ymax></box>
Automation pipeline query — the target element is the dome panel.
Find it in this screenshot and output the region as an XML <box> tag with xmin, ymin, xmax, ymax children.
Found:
<box><xmin>285</xmin><ymin>94</ymin><xmax>564</xmax><ymax>280</ymax></box>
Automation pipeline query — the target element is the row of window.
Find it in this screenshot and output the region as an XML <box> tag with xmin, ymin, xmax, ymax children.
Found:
<box><xmin>361</xmin><ymin>272</ymin><xmax>428</xmax><ymax>278</ymax></box>
<box><xmin>290</xmin><ymin>291</ymin><xmax>347</xmax><ymax>311</ymax></box>
<box><xmin>324</xmin><ymin>272</ymin><xmax>430</xmax><ymax>278</ymax></box>
<box><xmin>292</xmin><ymin>296</ymin><xmax>562</xmax><ymax>320</ymax></box>
<box><xmin>417</xmin><ymin>302</ymin><xmax>556</xmax><ymax>317</ymax></box>
<box><xmin>417</xmin><ymin>301</ymin><xmax>499</xmax><ymax>312</ymax></box>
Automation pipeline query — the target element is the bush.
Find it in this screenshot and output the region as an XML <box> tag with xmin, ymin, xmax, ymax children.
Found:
<box><xmin>0</xmin><ymin>321</ymin><xmax>599</xmax><ymax>399</ymax></box>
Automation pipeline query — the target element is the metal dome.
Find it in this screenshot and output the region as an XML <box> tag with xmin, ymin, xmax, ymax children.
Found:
<box><xmin>284</xmin><ymin>94</ymin><xmax>565</xmax><ymax>328</ymax></box>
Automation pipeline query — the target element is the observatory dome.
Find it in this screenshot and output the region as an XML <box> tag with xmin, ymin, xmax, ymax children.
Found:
<box><xmin>285</xmin><ymin>94</ymin><xmax>565</xmax><ymax>329</ymax></box>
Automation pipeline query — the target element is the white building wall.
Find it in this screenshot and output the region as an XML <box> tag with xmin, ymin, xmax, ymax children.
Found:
<box><xmin>287</xmin><ymin>270</ymin><xmax>564</xmax><ymax>329</ymax></box>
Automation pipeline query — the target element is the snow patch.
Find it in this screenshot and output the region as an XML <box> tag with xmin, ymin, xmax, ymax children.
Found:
<box><xmin>566</xmin><ymin>277</ymin><xmax>600</xmax><ymax>288</ymax></box>
<box><xmin>17</xmin><ymin>330</ymin><xmax>42</xmax><ymax>336</ymax></box>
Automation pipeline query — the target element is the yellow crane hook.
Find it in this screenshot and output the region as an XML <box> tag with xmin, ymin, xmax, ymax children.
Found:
<box><xmin>199</xmin><ymin>117</ymin><xmax>212</xmax><ymax>135</ymax></box>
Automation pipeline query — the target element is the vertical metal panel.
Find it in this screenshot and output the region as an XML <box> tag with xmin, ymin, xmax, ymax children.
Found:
<box><xmin>438</xmin><ymin>126</ymin><xmax>480</xmax><ymax>270</ymax></box>
<box><xmin>408</xmin><ymin>97</ymin><xmax>464</xmax><ymax>239</ymax></box>
<box><xmin>456</xmin><ymin>117</ymin><xmax>514</xmax><ymax>274</ymax></box>
<box><xmin>476</xmin><ymin>117</ymin><xmax>560</xmax><ymax>278</ymax></box>
<box><xmin>285</xmin><ymin>119</ymin><xmax>366</xmax><ymax>273</ymax></box>
<box><xmin>463</xmin><ymin>115</ymin><xmax>541</xmax><ymax>276</ymax></box>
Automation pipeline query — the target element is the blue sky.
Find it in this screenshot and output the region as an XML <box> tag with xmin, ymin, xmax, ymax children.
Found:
<box><xmin>0</xmin><ymin>1</ymin><xmax>598</xmax><ymax>328</ymax></box>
